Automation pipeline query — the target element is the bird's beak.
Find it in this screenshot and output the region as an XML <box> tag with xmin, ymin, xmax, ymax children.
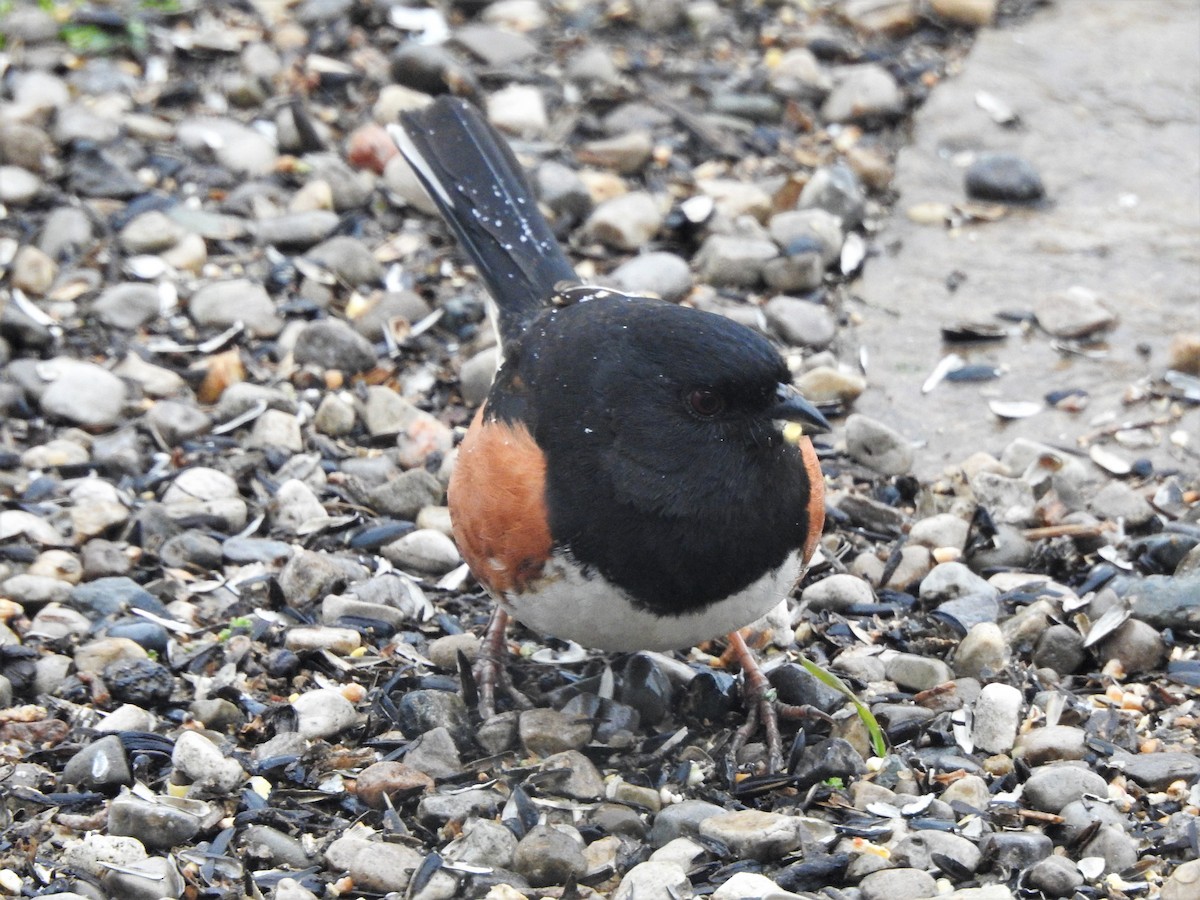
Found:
<box><xmin>770</xmin><ymin>383</ymin><xmax>831</xmax><ymax>439</ymax></box>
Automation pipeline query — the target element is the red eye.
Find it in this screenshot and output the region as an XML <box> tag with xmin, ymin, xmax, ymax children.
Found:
<box><xmin>687</xmin><ymin>388</ymin><xmax>725</xmax><ymax>418</ymax></box>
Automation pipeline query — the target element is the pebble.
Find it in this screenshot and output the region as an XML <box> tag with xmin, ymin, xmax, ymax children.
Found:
<box><xmin>62</xmin><ymin>735</ymin><xmax>132</xmax><ymax>788</ymax></box>
<box><xmin>250</xmin><ymin>409</ymin><xmax>304</xmax><ymax>453</ymax></box>
<box><xmin>845</xmin><ymin>413</ymin><xmax>914</xmax><ymax>475</ymax></box>
<box><xmin>1023</xmin><ymin>763</ymin><xmax>1108</xmax><ymax>813</ymax></box>
<box><xmin>802</xmin><ymin>573</ymin><xmax>875</xmax><ymax>611</ymax></box>
<box><xmin>380</xmin><ymin>529</ymin><xmax>461</xmax><ymax>575</ymax></box>
<box><xmin>607</xmin><ymin>252</ymin><xmax>693</xmax><ymax>302</ymax></box>
<box><xmin>293</xmin><ymin>319</ymin><xmax>378</xmax><ymax>373</ymax></box>
<box><xmin>1013</xmin><ymin>725</ymin><xmax>1087</xmax><ymax>764</ymax></box>
<box><xmin>920</xmin><ymin>562</ymin><xmax>998</xmax><ymax>603</ymax></box>
<box><xmin>11</xmin><ymin>245</ymin><xmax>55</xmax><ymax>293</ymax></box>
<box><xmin>1163</xmin><ymin>859</ymin><xmax>1200</xmax><ymax>900</ymax></box>
<box><xmin>177</xmin><ymin>116</ymin><xmax>277</xmax><ymax>176</ymax></box>
<box><xmin>768</xmin><ymin>208</ymin><xmax>845</xmax><ymax>265</ymax></box>
<box><xmin>1025</xmin><ymin>854</ymin><xmax>1083</xmax><ymax>898</ymax></box>
<box><xmin>614</xmin><ymin>860</ymin><xmax>694</xmax><ymax>900</ymax></box>
<box><xmin>404</xmin><ymin>726</ymin><xmax>463</xmax><ymax>778</ymax></box>
<box><xmin>953</xmin><ymin>622</ymin><xmax>1009</xmax><ymax>678</ymax></box>
<box><xmin>859</xmin><ymin>867</ymin><xmax>937</xmax><ymax>900</ymax></box>
<box><xmin>487</xmin><ymin>84</ymin><xmax>549</xmax><ymax>137</ymax></box>
<box><xmin>173</xmin><ymin>731</ymin><xmax>246</xmax><ymax>794</ymax></box>
<box><xmin>540</xmin><ymin>750</ymin><xmax>605</xmax><ymax>800</ymax></box>
<box><xmin>892</xmin><ymin>830</ymin><xmax>981</xmax><ymax>874</ymax></box>
<box><xmin>346</xmin><ymin>841</ymin><xmax>425</xmax><ymax>893</ymax></box>
<box><xmin>980</xmin><ymin>831</ymin><xmax>1052</xmax><ymax>871</ymax></box>
<box><xmin>794</xmin><ymin>365</ymin><xmax>867</xmax><ymax>404</ymax></box>
<box><xmin>189</xmin><ymin>279</ymin><xmax>283</xmax><ymax>336</ymax></box>
<box><xmin>971</xmin><ymin>682</ymin><xmax>1023</xmax><ymax>753</ymax></box>
<box><xmin>1032</xmin><ymin>624</ymin><xmax>1086</xmax><ymax>674</ymax></box>
<box><xmin>964</xmin><ymin>153</ymin><xmax>1045</xmax><ymax>202</ymax></box>
<box><xmin>1036</xmin><ymin>285</ymin><xmax>1116</xmax><ymax>338</ymax></box>
<box><xmin>910</xmin><ymin>513</ymin><xmax>969</xmax><ymax>551</ymax></box>
<box><xmin>519</xmin><ymin>708</ymin><xmax>593</xmax><ymax>756</ymax></box>
<box><xmin>292</xmin><ymin>688</ymin><xmax>361</xmax><ymax>739</ymax></box>
<box><xmin>355</xmin><ymin>761</ymin><xmax>434</xmax><ymax>808</ymax></box>
<box><xmin>38</xmin><ymin>360</ymin><xmax>127</xmax><ymax>428</ymax></box>
<box><xmin>583</xmin><ymin>192</ymin><xmax>665</xmax><ymax>251</ymax></box>
<box><xmin>698</xmin><ymin>810</ymin><xmax>805</xmax><ymax>860</ymax></box>
<box><xmin>821</xmin><ymin>64</ymin><xmax>905</xmax><ymax>123</ymax></box>
<box><xmin>695</xmin><ymin>234</ymin><xmax>779</xmax><ymax>287</ymax></box>
<box><xmin>1096</xmin><ymin>618</ymin><xmax>1165</xmax><ymax>674</ymax></box>
<box><xmin>799</xmin><ymin>163</ymin><xmax>866</xmax><ymax>228</ymax></box>
<box><xmin>1115</xmin><ymin>750</ymin><xmax>1200</xmax><ymax>790</ymax></box>
<box><xmin>146</xmin><ymin>401</ymin><xmax>212</xmax><ymax>446</ymax></box>
<box><xmin>765</xmin><ymin>296</ymin><xmax>837</xmax><ymax>349</ymax></box>
<box><xmin>513</xmin><ymin>824</ymin><xmax>587</xmax><ymax>887</ymax></box>
<box><xmin>886</xmin><ymin>653</ymin><xmax>954</xmax><ymax>691</ymax></box>
<box><xmin>930</xmin><ymin>0</ymin><xmax>998</xmax><ymax>27</ymax></box>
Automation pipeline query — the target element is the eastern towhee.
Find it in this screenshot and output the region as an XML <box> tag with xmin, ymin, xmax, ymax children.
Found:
<box><xmin>391</xmin><ymin>97</ymin><xmax>828</xmax><ymax>770</ymax></box>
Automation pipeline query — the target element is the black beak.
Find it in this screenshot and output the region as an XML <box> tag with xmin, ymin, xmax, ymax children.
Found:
<box><xmin>769</xmin><ymin>383</ymin><xmax>831</xmax><ymax>435</ymax></box>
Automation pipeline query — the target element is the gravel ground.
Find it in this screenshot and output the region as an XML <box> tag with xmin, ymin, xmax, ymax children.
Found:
<box><xmin>0</xmin><ymin>1</ymin><xmax>1197</xmax><ymax>900</ymax></box>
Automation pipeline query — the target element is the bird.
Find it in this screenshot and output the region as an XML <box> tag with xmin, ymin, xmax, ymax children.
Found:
<box><xmin>391</xmin><ymin>96</ymin><xmax>828</xmax><ymax>770</ymax></box>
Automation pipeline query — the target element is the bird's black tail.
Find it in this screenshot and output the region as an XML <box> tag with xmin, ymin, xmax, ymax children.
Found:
<box><xmin>393</xmin><ymin>97</ymin><xmax>578</xmax><ymax>342</ymax></box>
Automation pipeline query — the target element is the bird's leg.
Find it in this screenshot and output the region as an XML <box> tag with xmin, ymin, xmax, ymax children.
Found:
<box><xmin>472</xmin><ymin>607</ymin><xmax>533</xmax><ymax>719</ymax></box>
<box><xmin>726</xmin><ymin>629</ymin><xmax>784</xmax><ymax>772</ymax></box>
<box><xmin>474</xmin><ymin>607</ymin><xmax>510</xmax><ymax>720</ymax></box>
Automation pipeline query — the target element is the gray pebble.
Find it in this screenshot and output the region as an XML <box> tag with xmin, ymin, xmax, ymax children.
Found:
<box><xmin>965</xmin><ymin>153</ymin><xmax>1044</xmax><ymax>203</ymax></box>
<box><xmin>859</xmin><ymin>867</ymin><xmax>937</xmax><ymax>900</ymax></box>
<box><xmin>444</xmin><ymin>818</ymin><xmax>518</xmax><ymax>870</ymax></box>
<box><xmin>381</xmin><ymin>528</ymin><xmax>461</xmax><ymax>575</ymax></box>
<box><xmin>802</xmin><ymin>573</ymin><xmax>875</xmax><ymax>612</ymax></box>
<box><xmin>614</xmin><ymin>860</ymin><xmax>693</xmax><ymax>900</ymax></box>
<box><xmin>1014</xmin><ymin>725</ymin><xmax>1087</xmax><ymax>765</ymax></box>
<box><xmin>403</xmin><ymin>726</ymin><xmax>463</xmax><ymax>779</ymax></box>
<box><xmin>39</xmin><ymin>207</ymin><xmax>95</xmax><ymax>259</ymax></box>
<box><xmin>648</xmin><ymin>799</ymin><xmax>725</xmax><ymax>847</ymax></box>
<box><xmin>919</xmin><ymin>561</ymin><xmax>998</xmax><ymax>603</ymax></box>
<box><xmin>1115</xmin><ymin>572</ymin><xmax>1200</xmax><ymax>630</ymax></box>
<box><xmin>821</xmin><ymin>64</ymin><xmax>905</xmax><ymax>123</ymax></box>
<box><xmin>101</xmin><ymin>856</ymin><xmax>185</xmax><ymax>900</ymax></box>
<box><xmin>953</xmin><ymin>622</ymin><xmax>1009</xmax><ymax>678</ymax></box>
<box><xmin>239</xmin><ymin>824</ymin><xmax>316</xmax><ymax>870</ymax></box>
<box><xmin>146</xmin><ymin>400</ymin><xmax>212</xmax><ymax>446</ymax></box>
<box><xmin>607</xmin><ymin>251</ymin><xmax>693</xmax><ymax>302</ymax></box>
<box><xmin>417</xmin><ymin>788</ymin><xmax>504</xmax><ymax>828</ymax></box>
<box><xmin>0</xmin><ymin>166</ymin><xmax>43</xmax><ymax>205</ymax></box>
<box><xmin>214</xmin><ymin>382</ymin><xmax>296</xmax><ymax>421</ymax></box>
<box><xmin>292</xmin><ymin>688</ymin><xmax>360</xmax><ymax>739</ymax></box>
<box><xmin>108</xmin><ymin>792</ymin><xmax>203</xmax><ymax>850</ymax></box>
<box><xmin>846</xmin><ymin>413</ymin><xmax>914</xmax><ymax>475</ymax></box>
<box><xmin>969</xmin><ymin>471</ymin><xmax>1037</xmax><ymax>526</ymax></box>
<box><xmin>159</xmin><ymin>531</ymin><xmax>223</xmax><ymax>569</ymax></box>
<box><xmin>763</xmin><ymin>250</ymin><xmax>825</xmax><ymax>293</ymax></box>
<box><xmin>583</xmin><ymin>192</ymin><xmax>665</xmax><ymax>251</ymax></box>
<box><xmin>535</xmin><ymin>160</ymin><xmax>593</xmax><ymax>221</ymax></box>
<box><xmin>1115</xmin><ymin>750</ymin><xmax>1200</xmax><ymax>790</ymax></box>
<box><xmin>305</xmin><ymin>235</ymin><xmax>384</xmax><ymax>286</ymax></box>
<box><xmin>980</xmin><ymin>831</ymin><xmax>1052</xmax><ymax>871</ymax></box>
<box><xmin>346</xmin><ymin>841</ymin><xmax>425</xmax><ymax>893</ymax></box>
<box><xmin>250</xmin><ymin>409</ymin><xmax>304</xmax><ymax>453</ymax></box>
<box><xmin>1035</xmin><ymin>285</ymin><xmax>1116</xmax><ymax>339</ymax></box>
<box><xmin>459</xmin><ymin>346</ymin><xmax>499</xmax><ymax>407</ymax></box>
<box><xmin>698</xmin><ymin>809</ymin><xmax>805</xmax><ymax>860</ymax></box>
<box><xmin>1025</xmin><ymin>854</ymin><xmax>1083</xmax><ymax>898</ymax></box>
<box><xmin>313</xmin><ymin>393</ymin><xmax>357</xmax><ymax>436</ymax></box>
<box><xmin>519</xmin><ymin>708</ymin><xmax>593</xmax><ymax>756</ymax></box>
<box><xmin>189</xmin><ymin>279</ymin><xmax>282</xmax><ymax>337</ymax></box>
<box><xmin>1096</xmin><ymin>618</ymin><xmax>1165</xmax><ymax>674</ymax></box>
<box><xmin>62</xmin><ymin>735</ymin><xmax>132</xmax><ymax>788</ymax></box>
<box><xmin>254</xmin><ymin>210</ymin><xmax>340</xmax><ymax>249</ymax></box>
<box><xmin>173</xmin><ymin>730</ymin><xmax>246</xmax><ymax>794</ymax></box>
<box><xmin>764</xmin><ymin>295</ymin><xmax>837</xmax><ymax>349</ymax></box>
<box><xmin>768</xmin><ymin>208</ymin><xmax>844</xmax><ymax>265</ymax></box>
<box><xmin>178</xmin><ymin>116</ymin><xmax>277</xmax><ymax>176</ymax></box>
<box><xmin>305</xmin><ymin>155</ymin><xmax>375</xmax><ymax>211</ymax></box>
<box><xmin>1087</xmin><ymin>480</ymin><xmax>1155</xmax><ymax>526</ymax></box>
<box><xmin>886</xmin><ymin>653</ymin><xmax>955</xmax><ymax>691</ymax></box>
<box><xmin>892</xmin><ymin>830</ymin><xmax>981</xmax><ymax>873</ymax></box>
<box><xmin>513</xmin><ymin>824</ymin><xmax>587</xmax><ymax>888</ymax></box>
<box><xmin>293</xmin><ymin>318</ymin><xmax>378</xmax><ymax>373</ymax></box>
<box><xmin>694</xmin><ymin>234</ymin><xmax>778</xmax><ymax>287</ymax></box>
<box><xmin>39</xmin><ymin>360</ymin><xmax>126</xmax><ymax>428</ymax></box>
<box><xmin>910</xmin><ymin>513</ymin><xmax>969</xmax><ymax>551</ymax></box>
<box><xmin>1032</xmin><ymin>624</ymin><xmax>1086</xmax><ymax>674</ymax></box>
<box><xmin>71</xmin><ymin>576</ymin><xmax>164</xmax><ymax>617</ymax></box>
<box><xmin>1023</xmin><ymin>763</ymin><xmax>1108</xmax><ymax>813</ymax></box>
<box><xmin>367</xmin><ymin>468</ymin><xmax>444</xmax><ymax>520</ymax></box>
<box><xmin>799</xmin><ymin>163</ymin><xmax>866</xmax><ymax>228</ymax></box>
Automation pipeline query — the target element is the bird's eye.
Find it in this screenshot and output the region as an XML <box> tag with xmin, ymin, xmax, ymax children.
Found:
<box><xmin>687</xmin><ymin>388</ymin><xmax>725</xmax><ymax>418</ymax></box>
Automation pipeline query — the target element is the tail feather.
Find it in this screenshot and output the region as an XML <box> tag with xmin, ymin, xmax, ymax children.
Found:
<box><xmin>392</xmin><ymin>97</ymin><xmax>578</xmax><ymax>341</ymax></box>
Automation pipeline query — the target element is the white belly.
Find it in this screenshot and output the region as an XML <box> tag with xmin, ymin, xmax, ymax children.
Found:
<box><xmin>500</xmin><ymin>550</ymin><xmax>804</xmax><ymax>652</ymax></box>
